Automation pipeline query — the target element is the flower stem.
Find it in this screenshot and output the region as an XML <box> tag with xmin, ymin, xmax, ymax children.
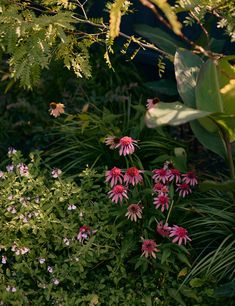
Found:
<box><xmin>224</xmin><ymin>135</ymin><xmax>235</xmax><ymax>179</ymax></box>
<box><xmin>166</xmin><ymin>200</ymin><xmax>174</xmax><ymax>224</ymax></box>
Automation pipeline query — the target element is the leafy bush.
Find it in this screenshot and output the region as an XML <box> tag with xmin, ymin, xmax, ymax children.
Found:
<box><xmin>0</xmin><ymin>149</ymin><xmax>224</xmax><ymax>305</ymax></box>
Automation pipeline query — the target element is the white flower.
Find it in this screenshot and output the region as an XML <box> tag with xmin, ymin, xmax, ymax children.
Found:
<box><xmin>68</xmin><ymin>204</ymin><xmax>77</xmax><ymax>211</ymax></box>
<box><xmin>0</xmin><ymin>171</ymin><xmax>5</xmax><ymax>179</ymax></box>
<box><xmin>39</xmin><ymin>258</ymin><xmax>46</xmax><ymax>264</ymax></box>
<box><xmin>8</xmin><ymin>147</ymin><xmax>17</xmax><ymax>157</ymax></box>
<box><xmin>63</xmin><ymin>237</ymin><xmax>70</xmax><ymax>246</ymax></box>
<box><xmin>11</xmin><ymin>287</ymin><xmax>17</xmax><ymax>292</ymax></box>
<box><xmin>52</xmin><ymin>278</ymin><xmax>60</xmax><ymax>285</ymax></box>
<box><xmin>47</xmin><ymin>266</ymin><xmax>53</xmax><ymax>273</ymax></box>
<box><xmin>1</xmin><ymin>256</ymin><xmax>7</xmax><ymax>264</ymax></box>
<box><xmin>51</xmin><ymin>168</ymin><xmax>62</xmax><ymax>178</ymax></box>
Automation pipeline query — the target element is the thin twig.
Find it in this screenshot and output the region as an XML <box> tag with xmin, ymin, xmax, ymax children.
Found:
<box><xmin>190</xmin><ymin>11</ymin><xmax>209</xmax><ymax>43</ymax></box>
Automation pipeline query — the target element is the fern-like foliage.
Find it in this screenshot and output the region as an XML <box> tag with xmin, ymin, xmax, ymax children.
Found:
<box><xmin>177</xmin><ymin>0</ymin><xmax>235</xmax><ymax>41</ymax></box>
<box><xmin>0</xmin><ymin>1</ymin><xmax>98</xmax><ymax>88</ymax></box>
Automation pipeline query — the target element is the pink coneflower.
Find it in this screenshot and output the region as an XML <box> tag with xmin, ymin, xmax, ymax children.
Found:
<box><xmin>182</xmin><ymin>171</ymin><xmax>198</xmax><ymax>186</ymax></box>
<box><xmin>108</xmin><ymin>184</ymin><xmax>128</xmax><ymax>203</ymax></box>
<box><xmin>125</xmin><ymin>204</ymin><xmax>143</xmax><ymax>222</ymax></box>
<box><xmin>116</xmin><ymin>136</ymin><xmax>138</xmax><ymax>156</ymax></box>
<box><xmin>49</xmin><ymin>102</ymin><xmax>65</xmax><ymax>118</ymax></box>
<box><xmin>176</xmin><ymin>183</ymin><xmax>192</xmax><ymax>197</ymax></box>
<box><xmin>153</xmin><ymin>194</ymin><xmax>170</xmax><ymax>212</ymax></box>
<box><xmin>105</xmin><ymin>167</ymin><xmax>123</xmax><ymax>187</ymax></box>
<box><xmin>141</xmin><ymin>239</ymin><xmax>159</xmax><ymax>259</ymax></box>
<box><xmin>156</xmin><ymin>221</ymin><xmax>171</xmax><ymax>237</ymax></box>
<box><xmin>152</xmin><ymin>168</ymin><xmax>170</xmax><ymax>184</ymax></box>
<box><xmin>168</xmin><ymin>168</ymin><xmax>181</xmax><ymax>183</ymax></box>
<box><xmin>124</xmin><ymin>167</ymin><xmax>143</xmax><ymax>186</ymax></box>
<box><xmin>77</xmin><ymin>225</ymin><xmax>91</xmax><ymax>242</ymax></box>
<box><xmin>169</xmin><ymin>225</ymin><xmax>192</xmax><ymax>245</ymax></box>
<box><xmin>146</xmin><ymin>97</ymin><xmax>159</xmax><ymax>110</ymax></box>
<box><xmin>153</xmin><ymin>182</ymin><xmax>169</xmax><ymax>194</ymax></box>
<box><xmin>104</xmin><ymin>136</ymin><xmax>120</xmax><ymax>149</ymax></box>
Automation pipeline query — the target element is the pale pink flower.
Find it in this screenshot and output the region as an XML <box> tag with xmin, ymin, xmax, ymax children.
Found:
<box><xmin>8</xmin><ymin>147</ymin><xmax>17</xmax><ymax>157</ymax></box>
<box><xmin>168</xmin><ymin>168</ymin><xmax>181</xmax><ymax>183</ymax></box>
<box><xmin>153</xmin><ymin>194</ymin><xmax>170</xmax><ymax>212</ymax></box>
<box><xmin>104</xmin><ymin>136</ymin><xmax>120</xmax><ymax>149</ymax></box>
<box><xmin>169</xmin><ymin>225</ymin><xmax>192</xmax><ymax>245</ymax></box>
<box><xmin>1</xmin><ymin>256</ymin><xmax>7</xmax><ymax>264</ymax></box>
<box><xmin>152</xmin><ymin>168</ymin><xmax>170</xmax><ymax>184</ymax></box>
<box><xmin>47</xmin><ymin>266</ymin><xmax>53</xmax><ymax>273</ymax></box>
<box><xmin>6</xmin><ymin>164</ymin><xmax>14</xmax><ymax>172</ymax></box>
<box><xmin>116</xmin><ymin>136</ymin><xmax>138</xmax><ymax>156</ymax></box>
<box><xmin>51</xmin><ymin>168</ymin><xmax>62</xmax><ymax>178</ymax></box>
<box><xmin>125</xmin><ymin>204</ymin><xmax>143</xmax><ymax>222</ymax></box>
<box><xmin>141</xmin><ymin>239</ymin><xmax>159</xmax><ymax>258</ymax></box>
<box><xmin>105</xmin><ymin>167</ymin><xmax>123</xmax><ymax>187</ymax></box>
<box><xmin>176</xmin><ymin>183</ymin><xmax>192</xmax><ymax>197</ymax></box>
<box><xmin>182</xmin><ymin>171</ymin><xmax>198</xmax><ymax>186</ymax></box>
<box><xmin>0</xmin><ymin>171</ymin><xmax>5</xmax><ymax>179</ymax></box>
<box><xmin>49</xmin><ymin>102</ymin><xmax>65</xmax><ymax>118</ymax></box>
<box><xmin>124</xmin><ymin>167</ymin><xmax>143</xmax><ymax>186</ymax></box>
<box><xmin>146</xmin><ymin>98</ymin><xmax>159</xmax><ymax>110</ymax></box>
<box><xmin>156</xmin><ymin>221</ymin><xmax>171</xmax><ymax>237</ymax></box>
<box><xmin>17</xmin><ymin>163</ymin><xmax>29</xmax><ymax>177</ymax></box>
<box><xmin>52</xmin><ymin>278</ymin><xmax>60</xmax><ymax>285</ymax></box>
<box><xmin>153</xmin><ymin>182</ymin><xmax>169</xmax><ymax>194</ymax></box>
<box><xmin>108</xmin><ymin>184</ymin><xmax>128</xmax><ymax>203</ymax></box>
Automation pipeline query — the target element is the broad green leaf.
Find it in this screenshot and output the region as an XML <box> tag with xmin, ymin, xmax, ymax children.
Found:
<box><xmin>177</xmin><ymin>253</ymin><xmax>191</xmax><ymax>267</ymax></box>
<box><xmin>145</xmin><ymin>101</ymin><xmax>211</xmax><ymax>127</ymax></box>
<box><xmin>211</xmin><ymin>113</ymin><xmax>235</xmax><ymax>142</ymax></box>
<box><xmin>134</xmin><ymin>24</ymin><xmax>186</xmax><ymax>55</ymax></box>
<box><xmin>189</xmin><ymin>121</ymin><xmax>226</xmax><ymax>158</ymax></box>
<box><xmin>144</xmin><ymin>79</ymin><xmax>178</xmax><ymax>96</ymax></box>
<box><xmin>196</xmin><ymin>59</ymin><xmax>224</xmax><ymax>113</ymax></box>
<box><xmin>174</xmin><ymin>49</ymin><xmax>203</xmax><ymax>107</ymax></box>
<box><xmin>161</xmin><ymin>248</ymin><xmax>171</xmax><ymax>264</ymax></box>
<box><xmin>199</xmin><ymin>179</ymin><xmax>235</xmax><ymax>192</ymax></box>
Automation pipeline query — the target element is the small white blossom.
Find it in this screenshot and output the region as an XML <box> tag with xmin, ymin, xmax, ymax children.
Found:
<box><xmin>8</xmin><ymin>147</ymin><xmax>17</xmax><ymax>157</ymax></box>
<box><xmin>39</xmin><ymin>258</ymin><xmax>46</xmax><ymax>264</ymax></box>
<box><xmin>0</xmin><ymin>171</ymin><xmax>5</xmax><ymax>179</ymax></box>
<box><xmin>63</xmin><ymin>237</ymin><xmax>70</xmax><ymax>246</ymax></box>
<box><xmin>52</xmin><ymin>278</ymin><xmax>60</xmax><ymax>285</ymax></box>
<box><xmin>51</xmin><ymin>168</ymin><xmax>62</xmax><ymax>178</ymax></box>
<box><xmin>68</xmin><ymin>204</ymin><xmax>77</xmax><ymax>211</ymax></box>
<box><xmin>6</xmin><ymin>164</ymin><xmax>14</xmax><ymax>172</ymax></box>
<box><xmin>47</xmin><ymin>266</ymin><xmax>53</xmax><ymax>273</ymax></box>
<box><xmin>1</xmin><ymin>256</ymin><xmax>7</xmax><ymax>264</ymax></box>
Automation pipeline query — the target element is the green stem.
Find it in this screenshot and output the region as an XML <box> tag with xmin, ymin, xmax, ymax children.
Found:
<box><xmin>166</xmin><ymin>200</ymin><xmax>174</xmax><ymax>224</ymax></box>
<box><xmin>224</xmin><ymin>136</ymin><xmax>235</xmax><ymax>179</ymax></box>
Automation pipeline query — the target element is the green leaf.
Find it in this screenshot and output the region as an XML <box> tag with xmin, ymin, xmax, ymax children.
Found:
<box><xmin>177</xmin><ymin>253</ymin><xmax>191</xmax><ymax>267</ymax></box>
<box><xmin>174</xmin><ymin>49</ymin><xmax>203</xmax><ymax>107</ymax></box>
<box><xmin>199</xmin><ymin>179</ymin><xmax>235</xmax><ymax>192</ymax></box>
<box><xmin>211</xmin><ymin>113</ymin><xmax>235</xmax><ymax>142</ymax></box>
<box><xmin>144</xmin><ymin>79</ymin><xmax>178</xmax><ymax>96</ymax></box>
<box><xmin>167</xmin><ymin>288</ymin><xmax>186</xmax><ymax>306</ymax></box>
<box><xmin>189</xmin><ymin>278</ymin><xmax>204</xmax><ymax>288</ymax></box>
<box><xmin>196</xmin><ymin>59</ymin><xmax>224</xmax><ymax>113</ymax></box>
<box><xmin>145</xmin><ymin>101</ymin><xmax>211</xmax><ymax>128</ymax></box>
<box><xmin>161</xmin><ymin>248</ymin><xmax>171</xmax><ymax>264</ymax></box>
<box><xmin>134</xmin><ymin>24</ymin><xmax>186</xmax><ymax>55</ymax></box>
<box><xmin>189</xmin><ymin>120</ymin><xmax>226</xmax><ymax>158</ymax></box>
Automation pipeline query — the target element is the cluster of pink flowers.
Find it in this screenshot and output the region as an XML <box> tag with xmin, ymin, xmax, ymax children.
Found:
<box><xmin>152</xmin><ymin>162</ymin><xmax>198</xmax><ymax>214</ymax></box>
<box><xmin>106</xmin><ymin>166</ymin><xmax>143</xmax><ymax>204</ymax></box>
<box><xmin>105</xmin><ymin>136</ymin><xmax>195</xmax><ymax>259</ymax></box>
<box><xmin>77</xmin><ymin>225</ymin><xmax>97</xmax><ymax>243</ymax></box>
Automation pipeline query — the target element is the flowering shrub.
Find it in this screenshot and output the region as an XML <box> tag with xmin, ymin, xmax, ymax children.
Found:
<box><xmin>0</xmin><ymin>148</ymin><xmax>222</xmax><ymax>305</ymax></box>
<box><xmin>105</xmin><ymin>136</ymin><xmax>197</xmax><ymax>257</ymax></box>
